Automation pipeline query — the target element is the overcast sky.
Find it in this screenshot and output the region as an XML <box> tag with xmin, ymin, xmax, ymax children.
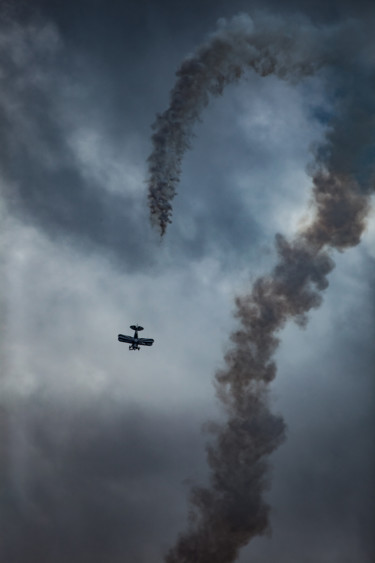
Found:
<box><xmin>1</xmin><ymin>1</ymin><xmax>374</xmax><ymax>562</ymax></box>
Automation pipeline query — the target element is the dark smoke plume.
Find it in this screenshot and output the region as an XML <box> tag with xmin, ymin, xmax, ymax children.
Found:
<box><xmin>147</xmin><ymin>13</ymin><xmax>371</xmax><ymax>235</ymax></box>
<box><xmin>147</xmin><ymin>12</ymin><xmax>374</xmax><ymax>563</ymax></box>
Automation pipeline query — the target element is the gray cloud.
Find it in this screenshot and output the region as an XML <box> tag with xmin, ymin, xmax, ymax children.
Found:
<box><xmin>0</xmin><ymin>19</ymin><xmax>159</xmax><ymax>273</ymax></box>
<box><xmin>1</xmin><ymin>2</ymin><xmax>374</xmax><ymax>563</ymax></box>
<box><xmin>0</xmin><ymin>399</ymin><xmax>210</xmax><ymax>563</ymax></box>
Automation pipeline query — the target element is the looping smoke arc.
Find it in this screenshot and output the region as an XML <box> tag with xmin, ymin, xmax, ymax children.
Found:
<box><xmin>147</xmin><ymin>13</ymin><xmax>374</xmax><ymax>563</ymax></box>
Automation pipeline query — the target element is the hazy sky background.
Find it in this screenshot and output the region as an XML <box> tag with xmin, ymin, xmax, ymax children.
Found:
<box><xmin>1</xmin><ymin>1</ymin><xmax>374</xmax><ymax>562</ymax></box>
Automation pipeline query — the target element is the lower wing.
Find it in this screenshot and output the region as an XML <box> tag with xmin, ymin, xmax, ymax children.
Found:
<box><xmin>138</xmin><ymin>338</ymin><xmax>154</xmax><ymax>346</ymax></box>
<box><xmin>118</xmin><ymin>334</ymin><xmax>134</xmax><ymax>344</ymax></box>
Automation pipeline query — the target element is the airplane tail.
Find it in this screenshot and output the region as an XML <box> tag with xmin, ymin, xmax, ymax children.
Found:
<box><xmin>130</xmin><ymin>325</ymin><xmax>144</xmax><ymax>331</ymax></box>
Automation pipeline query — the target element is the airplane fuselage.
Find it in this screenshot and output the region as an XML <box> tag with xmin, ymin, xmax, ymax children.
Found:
<box><xmin>130</xmin><ymin>337</ymin><xmax>139</xmax><ymax>350</ymax></box>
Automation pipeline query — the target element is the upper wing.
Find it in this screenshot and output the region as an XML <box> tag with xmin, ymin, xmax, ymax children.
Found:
<box><xmin>138</xmin><ymin>338</ymin><xmax>154</xmax><ymax>346</ymax></box>
<box><xmin>118</xmin><ymin>334</ymin><xmax>134</xmax><ymax>344</ymax></box>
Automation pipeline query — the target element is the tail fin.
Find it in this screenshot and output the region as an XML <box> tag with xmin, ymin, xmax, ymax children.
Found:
<box><xmin>130</xmin><ymin>325</ymin><xmax>144</xmax><ymax>331</ymax></box>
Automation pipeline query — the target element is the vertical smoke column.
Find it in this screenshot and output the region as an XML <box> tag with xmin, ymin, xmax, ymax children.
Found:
<box><xmin>147</xmin><ymin>13</ymin><xmax>374</xmax><ymax>563</ymax></box>
<box><xmin>164</xmin><ymin>180</ymin><xmax>371</xmax><ymax>562</ymax></box>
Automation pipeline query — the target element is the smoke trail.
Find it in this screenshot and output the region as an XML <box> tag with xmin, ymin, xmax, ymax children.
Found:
<box><xmin>147</xmin><ymin>12</ymin><xmax>374</xmax><ymax>563</ymax></box>
<box><xmin>147</xmin><ymin>13</ymin><xmax>370</xmax><ymax>235</ymax></box>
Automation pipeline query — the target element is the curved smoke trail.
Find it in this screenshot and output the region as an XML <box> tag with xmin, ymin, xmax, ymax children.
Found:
<box><xmin>147</xmin><ymin>13</ymin><xmax>374</xmax><ymax>563</ymax></box>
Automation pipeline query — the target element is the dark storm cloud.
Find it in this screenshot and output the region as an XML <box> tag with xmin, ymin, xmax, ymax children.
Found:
<box><xmin>3</xmin><ymin>0</ymin><xmax>372</xmax><ymax>268</ymax></box>
<box><xmin>0</xmin><ymin>399</ymin><xmax>209</xmax><ymax>563</ymax></box>
<box><xmin>1</xmin><ymin>272</ymin><xmax>373</xmax><ymax>563</ymax></box>
<box><xmin>24</xmin><ymin>0</ymin><xmax>375</xmax><ymax>32</ymax></box>
<box><xmin>2</xmin><ymin>0</ymin><xmax>372</xmax><ymax>268</ymax></box>
<box><xmin>1</xmin><ymin>2</ymin><xmax>374</xmax><ymax>563</ymax></box>
<box><xmin>0</xmin><ymin>6</ymin><xmax>260</xmax><ymax>269</ymax></box>
<box><xmin>0</xmin><ymin>16</ymin><xmax>159</xmax><ymax>272</ymax></box>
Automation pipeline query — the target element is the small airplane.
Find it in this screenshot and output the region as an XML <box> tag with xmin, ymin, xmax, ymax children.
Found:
<box><xmin>118</xmin><ymin>325</ymin><xmax>154</xmax><ymax>351</ymax></box>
